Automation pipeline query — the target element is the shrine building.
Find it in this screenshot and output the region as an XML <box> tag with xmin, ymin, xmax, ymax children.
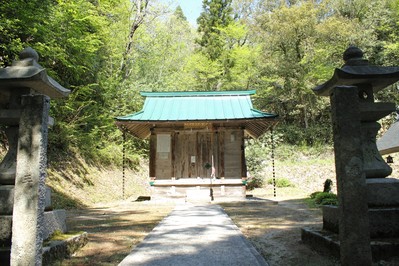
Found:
<box><xmin>115</xmin><ymin>90</ymin><xmax>278</xmax><ymax>201</ymax></box>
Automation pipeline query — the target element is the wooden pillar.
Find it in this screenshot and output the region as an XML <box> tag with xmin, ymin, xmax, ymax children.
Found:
<box><xmin>241</xmin><ymin>128</ymin><xmax>247</xmax><ymax>178</ymax></box>
<box><xmin>149</xmin><ymin>130</ymin><xmax>156</xmax><ymax>178</ymax></box>
<box><xmin>219</xmin><ymin>131</ymin><xmax>224</xmax><ymax>178</ymax></box>
<box><xmin>215</xmin><ymin>131</ymin><xmax>219</xmax><ymax>178</ymax></box>
<box><xmin>171</xmin><ymin>132</ymin><xmax>175</xmax><ymax>178</ymax></box>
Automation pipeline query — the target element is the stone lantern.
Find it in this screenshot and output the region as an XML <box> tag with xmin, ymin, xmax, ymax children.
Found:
<box><xmin>0</xmin><ymin>47</ymin><xmax>70</xmax><ymax>265</ymax></box>
<box><xmin>302</xmin><ymin>46</ymin><xmax>399</xmax><ymax>265</ymax></box>
<box><xmin>313</xmin><ymin>46</ymin><xmax>399</xmax><ymax>179</ymax></box>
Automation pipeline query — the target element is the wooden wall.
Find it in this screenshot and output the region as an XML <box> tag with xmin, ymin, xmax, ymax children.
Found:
<box><xmin>151</xmin><ymin>128</ymin><xmax>246</xmax><ymax>180</ymax></box>
<box><xmin>154</xmin><ymin>133</ymin><xmax>172</xmax><ymax>178</ymax></box>
<box><xmin>223</xmin><ymin>129</ymin><xmax>243</xmax><ymax>178</ymax></box>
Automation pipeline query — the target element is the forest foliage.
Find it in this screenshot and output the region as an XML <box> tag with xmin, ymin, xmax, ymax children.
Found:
<box><xmin>1</xmin><ymin>0</ymin><xmax>399</xmax><ymax>166</ymax></box>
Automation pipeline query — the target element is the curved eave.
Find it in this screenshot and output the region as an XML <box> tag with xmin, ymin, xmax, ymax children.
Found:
<box><xmin>0</xmin><ymin>69</ymin><xmax>70</xmax><ymax>98</ymax></box>
<box><xmin>115</xmin><ymin>116</ymin><xmax>279</xmax><ymax>139</ymax></box>
<box><xmin>377</xmin><ymin>120</ymin><xmax>399</xmax><ymax>155</ymax></box>
<box><xmin>313</xmin><ymin>67</ymin><xmax>399</xmax><ymax>97</ymax></box>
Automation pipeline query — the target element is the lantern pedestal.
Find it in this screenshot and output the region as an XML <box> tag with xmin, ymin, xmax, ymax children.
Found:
<box><xmin>303</xmin><ymin>178</ymin><xmax>399</xmax><ymax>261</ymax></box>
<box><xmin>302</xmin><ymin>46</ymin><xmax>399</xmax><ymax>264</ymax></box>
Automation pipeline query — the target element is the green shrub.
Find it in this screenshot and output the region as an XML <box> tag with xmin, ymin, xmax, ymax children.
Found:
<box><xmin>310</xmin><ymin>191</ymin><xmax>322</xmax><ymax>199</ymax></box>
<box><xmin>267</xmin><ymin>177</ymin><xmax>294</xmax><ymax>188</ymax></box>
<box><xmin>313</xmin><ymin>192</ymin><xmax>338</xmax><ymax>205</ymax></box>
<box><xmin>246</xmin><ymin>176</ymin><xmax>264</xmax><ymax>190</ymax></box>
<box><xmin>319</xmin><ymin>197</ymin><xmax>338</xmax><ymax>206</ymax></box>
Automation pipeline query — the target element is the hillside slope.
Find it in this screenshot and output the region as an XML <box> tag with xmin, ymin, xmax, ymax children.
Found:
<box><xmin>46</xmin><ymin>153</ymin><xmax>150</xmax><ymax>209</ymax></box>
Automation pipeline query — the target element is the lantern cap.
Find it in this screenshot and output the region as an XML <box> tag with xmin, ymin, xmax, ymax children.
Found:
<box><xmin>313</xmin><ymin>46</ymin><xmax>399</xmax><ymax>96</ymax></box>
<box><xmin>0</xmin><ymin>47</ymin><xmax>70</xmax><ymax>99</ymax></box>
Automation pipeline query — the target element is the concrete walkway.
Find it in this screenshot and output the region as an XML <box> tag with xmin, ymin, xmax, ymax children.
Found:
<box><xmin>119</xmin><ymin>203</ymin><xmax>269</xmax><ymax>266</ymax></box>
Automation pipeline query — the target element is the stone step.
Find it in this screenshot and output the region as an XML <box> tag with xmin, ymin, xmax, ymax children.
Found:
<box><xmin>151</xmin><ymin>185</ymin><xmax>246</xmax><ymax>201</ymax></box>
<box><xmin>323</xmin><ymin>205</ymin><xmax>399</xmax><ymax>238</ymax></box>
<box><xmin>186</xmin><ymin>188</ymin><xmax>212</xmax><ymax>202</ymax></box>
<box><xmin>302</xmin><ymin>227</ymin><xmax>399</xmax><ymax>261</ymax></box>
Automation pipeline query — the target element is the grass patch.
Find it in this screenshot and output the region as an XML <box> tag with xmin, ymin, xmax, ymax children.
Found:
<box><xmin>43</xmin><ymin>230</ymin><xmax>85</xmax><ymax>246</ymax></box>
<box><xmin>50</xmin><ymin>190</ymin><xmax>85</xmax><ymax>209</ymax></box>
<box><xmin>266</xmin><ymin>177</ymin><xmax>295</xmax><ymax>188</ymax></box>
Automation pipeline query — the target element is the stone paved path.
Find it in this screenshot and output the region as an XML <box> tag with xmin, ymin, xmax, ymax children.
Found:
<box><xmin>119</xmin><ymin>203</ymin><xmax>268</xmax><ymax>266</ymax></box>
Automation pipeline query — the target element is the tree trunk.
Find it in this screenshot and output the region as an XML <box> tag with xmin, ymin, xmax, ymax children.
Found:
<box><xmin>120</xmin><ymin>0</ymin><xmax>149</xmax><ymax>79</ymax></box>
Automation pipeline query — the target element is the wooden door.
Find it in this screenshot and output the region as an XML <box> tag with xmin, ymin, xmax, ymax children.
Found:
<box><xmin>197</xmin><ymin>132</ymin><xmax>212</xmax><ymax>178</ymax></box>
<box><xmin>174</xmin><ymin>132</ymin><xmax>214</xmax><ymax>178</ymax></box>
<box><xmin>174</xmin><ymin>132</ymin><xmax>197</xmax><ymax>178</ymax></box>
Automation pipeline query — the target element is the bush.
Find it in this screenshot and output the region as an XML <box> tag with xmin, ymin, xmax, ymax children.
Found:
<box><xmin>310</xmin><ymin>191</ymin><xmax>321</xmax><ymax>199</ymax></box>
<box><xmin>246</xmin><ymin>175</ymin><xmax>264</xmax><ymax>190</ymax></box>
<box><xmin>312</xmin><ymin>191</ymin><xmax>338</xmax><ymax>206</ymax></box>
<box><xmin>318</xmin><ymin>197</ymin><xmax>338</xmax><ymax>206</ymax></box>
<box><xmin>267</xmin><ymin>177</ymin><xmax>294</xmax><ymax>188</ymax></box>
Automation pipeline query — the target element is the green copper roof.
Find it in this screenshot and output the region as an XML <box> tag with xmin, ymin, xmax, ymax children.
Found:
<box><xmin>116</xmin><ymin>90</ymin><xmax>278</xmax><ymax>138</ymax></box>
<box><xmin>117</xmin><ymin>90</ymin><xmax>275</xmax><ymax>121</ymax></box>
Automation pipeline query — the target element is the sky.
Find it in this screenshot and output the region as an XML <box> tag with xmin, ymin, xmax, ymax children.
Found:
<box><xmin>170</xmin><ymin>0</ymin><xmax>203</xmax><ymax>26</ymax></box>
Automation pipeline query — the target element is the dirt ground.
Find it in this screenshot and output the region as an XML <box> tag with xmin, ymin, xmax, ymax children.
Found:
<box><xmin>221</xmin><ymin>197</ymin><xmax>340</xmax><ymax>266</ymax></box>
<box><xmin>54</xmin><ymin>200</ymin><xmax>175</xmax><ymax>265</ymax></box>
<box><xmin>55</xmin><ymin>189</ymin><xmax>399</xmax><ymax>266</ymax></box>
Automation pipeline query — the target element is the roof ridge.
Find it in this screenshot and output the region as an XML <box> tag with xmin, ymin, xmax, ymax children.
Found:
<box><xmin>140</xmin><ymin>90</ymin><xmax>256</xmax><ymax>97</ymax></box>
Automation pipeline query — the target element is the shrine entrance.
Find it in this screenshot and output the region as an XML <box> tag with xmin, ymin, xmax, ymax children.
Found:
<box><xmin>173</xmin><ymin>131</ymin><xmax>212</xmax><ymax>179</ymax></box>
<box><xmin>116</xmin><ymin>90</ymin><xmax>278</xmax><ymax>200</ymax></box>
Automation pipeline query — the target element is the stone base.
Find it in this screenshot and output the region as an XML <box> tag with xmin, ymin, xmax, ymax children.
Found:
<box><xmin>301</xmin><ymin>227</ymin><xmax>399</xmax><ymax>261</ymax></box>
<box><xmin>42</xmin><ymin>232</ymin><xmax>88</xmax><ymax>265</ymax></box>
<box><xmin>323</xmin><ymin>205</ymin><xmax>399</xmax><ymax>238</ymax></box>
<box><xmin>0</xmin><ymin>172</ymin><xmax>16</xmax><ymax>185</ymax></box>
<box><xmin>0</xmin><ymin>247</ymin><xmax>11</xmax><ymax>266</ymax></box>
<box><xmin>151</xmin><ymin>184</ymin><xmax>246</xmax><ymax>202</ymax></box>
<box><xmin>367</xmin><ymin>178</ymin><xmax>399</xmax><ymax>206</ymax></box>
<box><xmin>0</xmin><ymin>233</ymin><xmax>88</xmax><ymax>266</ymax></box>
<box><xmin>0</xmin><ymin>210</ymin><xmax>67</xmax><ymax>248</ymax></box>
<box><xmin>0</xmin><ymin>215</ymin><xmax>12</xmax><ymax>246</ymax></box>
<box><xmin>304</xmin><ymin>178</ymin><xmax>399</xmax><ymax>262</ymax></box>
<box><xmin>186</xmin><ymin>188</ymin><xmax>212</xmax><ymax>202</ymax></box>
<box><xmin>150</xmin><ymin>178</ymin><xmax>246</xmax><ymax>202</ymax></box>
<box><xmin>0</xmin><ymin>186</ymin><xmax>14</xmax><ymax>215</ymax></box>
<box><xmin>43</xmin><ymin>209</ymin><xmax>67</xmax><ymax>240</ymax></box>
<box><xmin>0</xmin><ymin>185</ymin><xmax>52</xmax><ymax>215</ymax></box>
